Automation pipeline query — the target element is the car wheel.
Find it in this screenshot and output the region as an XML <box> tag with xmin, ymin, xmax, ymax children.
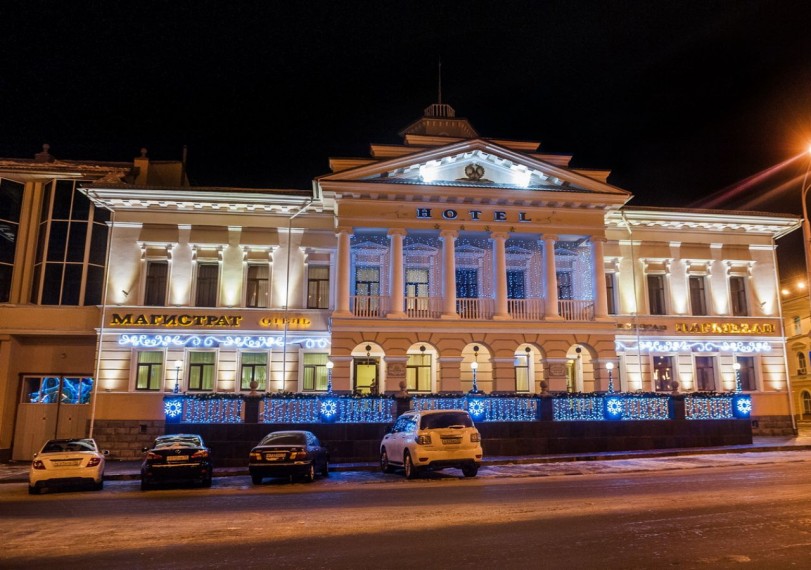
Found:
<box><xmin>304</xmin><ymin>463</ymin><xmax>315</xmax><ymax>483</ymax></box>
<box><xmin>404</xmin><ymin>451</ymin><xmax>418</xmax><ymax>480</ymax></box>
<box><xmin>93</xmin><ymin>479</ymin><xmax>104</xmax><ymax>491</ymax></box>
<box><xmin>251</xmin><ymin>474</ymin><xmax>263</xmax><ymax>485</ymax></box>
<box><xmin>321</xmin><ymin>459</ymin><xmax>329</xmax><ymax>477</ymax></box>
<box><xmin>461</xmin><ymin>464</ymin><xmax>479</xmax><ymax>478</ymax></box>
<box><xmin>380</xmin><ymin>448</ymin><xmax>394</xmax><ymax>473</ymax></box>
<box><xmin>140</xmin><ymin>478</ymin><xmax>151</xmax><ymax>491</ymax></box>
<box><xmin>202</xmin><ymin>476</ymin><xmax>212</xmax><ymax>488</ymax></box>
<box><xmin>28</xmin><ymin>485</ymin><xmax>40</xmax><ymax>495</ymax></box>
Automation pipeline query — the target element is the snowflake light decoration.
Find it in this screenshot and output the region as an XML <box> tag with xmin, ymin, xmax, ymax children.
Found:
<box><xmin>468</xmin><ymin>399</ymin><xmax>486</xmax><ymax>420</ymax></box>
<box><xmin>736</xmin><ymin>398</ymin><xmax>752</xmax><ymax>416</ymax></box>
<box><xmin>164</xmin><ymin>399</ymin><xmax>183</xmax><ymax>419</ymax></box>
<box><xmin>320</xmin><ymin>399</ymin><xmax>338</xmax><ymax>420</ymax></box>
<box><xmin>604</xmin><ymin>397</ymin><xmax>624</xmax><ymax>419</ymax></box>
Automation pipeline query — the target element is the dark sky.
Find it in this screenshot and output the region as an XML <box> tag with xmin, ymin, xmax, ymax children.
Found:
<box><xmin>4</xmin><ymin>1</ymin><xmax>811</xmax><ymax>276</ymax></box>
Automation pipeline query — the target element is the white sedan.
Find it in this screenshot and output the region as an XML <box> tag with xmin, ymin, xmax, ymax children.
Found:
<box><xmin>29</xmin><ymin>438</ymin><xmax>108</xmax><ymax>494</ymax></box>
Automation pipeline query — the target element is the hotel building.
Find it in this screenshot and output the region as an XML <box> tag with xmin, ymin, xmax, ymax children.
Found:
<box><xmin>0</xmin><ymin>105</ymin><xmax>800</xmax><ymax>460</ymax></box>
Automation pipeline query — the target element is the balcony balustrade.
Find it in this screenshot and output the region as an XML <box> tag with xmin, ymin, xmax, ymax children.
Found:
<box><xmin>558</xmin><ymin>299</ymin><xmax>595</xmax><ymax>321</ymax></box>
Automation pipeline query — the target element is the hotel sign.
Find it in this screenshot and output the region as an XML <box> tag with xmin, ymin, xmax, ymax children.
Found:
<box><xmin>416</xmin><ymin>208</ymin><xmax>533</xmax><ymax>222</ymax></box>
<box><xmin>675</xmin><ymin>322</ymin><xmax>775</xmax><ymax>334</ymax></box>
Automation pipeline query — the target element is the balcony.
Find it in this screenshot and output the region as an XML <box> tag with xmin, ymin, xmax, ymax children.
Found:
<box><xmin>350</xmin><ymin>295</ymin><xmax>595</xmax><ymax>321</ymax></box>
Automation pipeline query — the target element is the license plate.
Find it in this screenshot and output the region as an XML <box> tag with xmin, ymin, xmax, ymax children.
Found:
<box><xmin>265</xmin><ymin>452</ymin><xmax>286</xmax><ymax>461</ymax></box>
<box><xmin>166</xmin><ymin>455</ymin><xmax>189</xmax><ymax>462</ymax></box>
<box><xmin>53</xmin><ymin>460</ymin><xmax>81</xmax><ymax>468</ymax></box>
<box><xmin>441</xmin><ymin>438</ymin><xmax>462</xmax><ymax>445</ymax></box>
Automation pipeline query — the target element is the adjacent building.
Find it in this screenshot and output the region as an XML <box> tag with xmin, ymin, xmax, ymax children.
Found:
<box><xmin>0</xmin><ymin>105</ymin><xmax>801</xmax><ymax>461</ymax></box>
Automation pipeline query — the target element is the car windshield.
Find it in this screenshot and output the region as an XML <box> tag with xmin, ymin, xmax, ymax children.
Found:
<box><xmin>154</xmin><ymin>436</ymin><xmax>202</xmax><ymax>449</ymax></box>
<box><xmin>42</xmin><ymin>440</ymin><xmax>96</xmax><ymax>453</ymax></box>
<box><xmin>261</xmin><ymin>433</ymin><xmax>307</xmax><ymax>445</ymax></box>
<box><xmin>420</xmin><ymin>412</ymin><xmax>473</xmax><ymax>429</ymax></box>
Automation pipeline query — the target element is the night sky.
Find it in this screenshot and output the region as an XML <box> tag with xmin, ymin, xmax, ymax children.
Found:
<box><xmin>4</xmin><ymin>1</ymin><xmax>811</xmax><ymax>276</ymax></box>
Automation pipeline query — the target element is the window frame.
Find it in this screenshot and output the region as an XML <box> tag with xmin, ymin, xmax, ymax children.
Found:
<box><xmin>187</xmin><ymin>351</ymin><xmax>216</xmax><ymax>391</ymax></box>
<box><xmin>135</xmin><ymin>350</ymin><xmax>164</xmax><ymax>391</ymax></box>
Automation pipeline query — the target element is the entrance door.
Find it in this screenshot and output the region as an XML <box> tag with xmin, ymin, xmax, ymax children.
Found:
<box><xmin>354</xmin><ymin>359</ymin><xmax>378</xmax><ymax>395</ymax></box>
<box><xmin>12</xmin><ymin>376</ymin><xmax>93</xmax><ymax>461</ymax></box>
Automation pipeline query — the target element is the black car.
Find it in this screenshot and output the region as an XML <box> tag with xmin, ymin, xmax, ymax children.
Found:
<box><xmin>141</xmin><ymin>434</ymin><xmax>212</xmax><ymax>490</ymax></box>
<box><xmin>249</xmin><ymin>430</ymin><xmax>329</xmax><ymax>484</ymax></box>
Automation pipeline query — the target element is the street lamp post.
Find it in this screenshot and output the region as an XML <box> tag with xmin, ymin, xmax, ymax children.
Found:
<box><xmin>733</xmin><ymin>361</ymin><xmax>742</xmax><ymax>393</ymax></box>
<box><xmin>470</xmin><ymin>345</ymin><xmax>480</xmax><ymax>394</ymax></box>
<box><xmin>326</xmin><ymin>360</ymin><xmax>334</xmax><ymax>393</ymax></box>
<box><xmin>606</xmin><ymin>361</ymin><xmax>615</xmax><ymax>393</ymax></box>
<box><xmin>173</xmin><ymin>359</ymin><xmax>183</xmax><ymax>394</ymax></box>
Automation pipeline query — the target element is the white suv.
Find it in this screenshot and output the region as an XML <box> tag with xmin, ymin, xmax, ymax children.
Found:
<box><xmin>380</xmin><ymin>409</ymin><xmax>483</xmax><ymax>479</ymax></box>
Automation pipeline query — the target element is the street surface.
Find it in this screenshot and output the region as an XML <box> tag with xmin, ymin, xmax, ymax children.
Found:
<box><xmin>2</xmin><ymin>451</ymin><xmax>811</xmax><ymax>569</ymax></box>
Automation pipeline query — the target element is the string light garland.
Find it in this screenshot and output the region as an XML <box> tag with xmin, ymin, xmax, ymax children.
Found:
<box><xmin>119</xmin><ymin>334</ymin><xmax>330</xmax><ymax>349</ymax></box>
<box><xmin>616</xmin><ymin>340</ymin><xmax>771</xmax><ymax>354</ymax></box>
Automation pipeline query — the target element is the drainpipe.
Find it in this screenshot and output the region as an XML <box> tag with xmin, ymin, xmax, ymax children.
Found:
<box><xmin>89</xmin><ymin>207</ymin><xmax>115</xmax><ymax>438</ymax></box>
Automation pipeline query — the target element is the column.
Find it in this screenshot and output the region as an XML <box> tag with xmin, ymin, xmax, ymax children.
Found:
<box><xmin>592</xmin><ymin>236</ymin><xmax>610</xmax><ymax>320</ymax></box>
<box><xmin>334</xmin><ymin>227</ymin><xmax>352</xmax><ymax>317</ymax></box>
<box><xmin>387</xmin><ymin>229</ymin><xmax>406</xmax><ymax>318</ymax></box>
<box><xmin>440</xmin><ymin>230</ymin><xmax>460</xmax><ymax>319</ymax></box>
<box><xmin>543</xmin><ymin>234</ymin><xmax>562</xmax><ymax>320</ymax></box>
<box><xmin>492</xmin><ymin>232</ymin><xmax>510</xmax><ymax>320</ymax></box>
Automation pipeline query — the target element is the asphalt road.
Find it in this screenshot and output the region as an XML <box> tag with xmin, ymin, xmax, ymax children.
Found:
<box><xmin>2</xmin><ymin>459</ymin><xmax>811</xmax><ymax>569</ymax></box>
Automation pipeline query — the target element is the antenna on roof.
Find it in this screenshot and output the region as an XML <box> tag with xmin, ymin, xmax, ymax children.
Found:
<box><xmin>437</xmin><ymin>58</ymin><xmax>442</xmax><ymax>105</ymax></box>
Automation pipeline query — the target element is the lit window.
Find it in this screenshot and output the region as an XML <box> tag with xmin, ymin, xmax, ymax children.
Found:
<box><xmin>188</xmin><ymin>352</ymin><xmax>215</xmax><ymax>391</ymax></box>
<box><xmin>653</xmin><ymin>355</ymin><xmax>674</xmax><ymax>392</ymax></box>
<box><xmin>136</xmin><ymin>351</ymin><xmax>164</xmax><ymax>390</ymax></box>
<box><xmin>407</xmin><ymin>353</ymin><xmax>432</xmax><ymax>392</ymax></box>
<box><xmin>240</xmin><ymin>353</ymin><xmax>267</xmax><ymax>391</ymax></box>
<box><xmin>736</xmin><ymin>357</ymin><xmax>757</xmax><ymax>391</ymax></box>
<box><xmin>303</xmin><ymin>353</ymin><xmax>328</xmax><ymax>391</ymax></box>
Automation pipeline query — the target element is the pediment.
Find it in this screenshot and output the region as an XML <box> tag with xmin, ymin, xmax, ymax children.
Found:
<box><xmin>319</xmin><ymin>139</ymin><xmax>630</xmax><ymax>198</ymax></box>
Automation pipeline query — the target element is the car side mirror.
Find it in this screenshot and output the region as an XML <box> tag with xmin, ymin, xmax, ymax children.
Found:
<box><xmin>103</xmin><ymin>450</ymin><xmax>110</xmax><ymax>456</ymax></box>
<box><xmin>32</xmin><ymin>452</ymin><xmax>38</xmax><ymax>458</ymax></box>
<box><xmin>142</xmin><ymin>447</ymin><xmax>149</xmax><ymax>453</ymax></box>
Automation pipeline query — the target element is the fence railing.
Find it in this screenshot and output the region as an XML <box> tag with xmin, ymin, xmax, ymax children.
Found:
<box><xmin>164</xmin><ymin>392</ymin><xmax>752</xmax><ymax>424</ymax></box>
<box><xmin>508</xmin><ymin>298</ymin><xmax>545</xmax><ymax>320</ymax></box>
<box><xmin>558</xmin><ymin>299</ymin><xmax>595</xmax><ymax>321</ymax></box>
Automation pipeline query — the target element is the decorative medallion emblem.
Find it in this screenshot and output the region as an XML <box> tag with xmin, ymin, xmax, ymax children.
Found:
<box><xmin>464</xmin><ymin>163</ymin><xmax>485</xmax><ymax>181</ymax></box>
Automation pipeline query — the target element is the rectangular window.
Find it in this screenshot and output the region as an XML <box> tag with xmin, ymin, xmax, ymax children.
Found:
<box><xmin>689</xmin><ymin>276</ymin><xmax>707</xmax><ymax>316</ymax></box>
<box><xmin>653</xmin><ymin>355</ymin><xmax>674</xmax><ymax>392</ymax></box>
<box><xmin>730</xmin><ymin>276</ymin><xmax>748</xmax><ymax>316</ymax></box>
<box><xmin>246</xmin><ymin>265</ymin><xmax>269</xmax><ymax>308</ymax></box>
<box><xmin>303</xmin><ymin>353</ymin><xmax>328</xmax><ymax>391</ymax></box>
<box><xmin>195</xmin><ymin>263</ymin><xmax>219</xmax><ymax>307</ymax></box>
<box><xmin>514</xmin><ymin>352</ymin><xmax>531</xmax><ymax>392</ymax></box>
<box><xmin>0</xmin><ymin>179</ymin><xmax>24</xmax><ymax>303</ymax></box>
<box><xmin>307</xmin><ymin>265</ymin><xmax>330</xmax><ymax>309</ymax></box>
<box><xmin>507</xmin><ymin>271</ymin><xmax>526</xmax><ymax>299</ymax></box>
<box><xmin>144</xmin><ymin>261</ymin><xmax>168</xmax><ymax>306</ymax></box>
<box><xmin>647</xmin><ymin>274</ymin><xmax>666</xmax><ymax>315</ymax></box>
<box><xmin>136</xmin><ymin>351</ymin><xmax>163</xmax><ymax>390</ymax></box>
<box><xmin>556</xmin><ymin>271</ymin><xmax>573</xmax><ymax>300</ymax></box>
<box><xmin>456</xmin><ymin>268</ymin><xmax>479</xmax><ymax>298</ymax></box>
<box><xmin>736</xmin><ymin>357</ymin><xmax>757</xmax><ymax>391</ymax></box>
<box><xmin>405</xmin><ymin>268</ymin><xmax>430</xmax><ymax>313</ymax></box>
<box><xmin>605</xmin><ymin>273</ymin><xmax>617</xmax><ymax>315</ymax></box>
<box><xmin>240</xmin><ymin>353</ymin><xmax>268</xmax><ymax>391</ymax></box>
<box><xmin>695</xmin><ymin>356</ymin><xmax>716</xmax><ymax>391</ymax></box>
<box><xmin>407</xmin><ymin>353</ymin><xmax>432</xmax><ymax>392</ymax></box>
<box><xmin>188</xmin><ymin>352</ymin><xmax>215</xmax><ymax>391</ymax></box>
<box><xmin>793</xmin><ymin>316</ymin><xmax>802</xmax><ymax>336</ymax></box>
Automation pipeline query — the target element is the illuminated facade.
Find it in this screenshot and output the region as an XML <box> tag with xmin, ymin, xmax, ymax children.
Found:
<box><xmin>0</xmin><ymin>106</ymin><xmax>801</xmax><ymax>460</ymax></box>
<box><xmin>780</xmin><ymin>280</ymin><xmax>811</xmax><ymax>426</ymax></box>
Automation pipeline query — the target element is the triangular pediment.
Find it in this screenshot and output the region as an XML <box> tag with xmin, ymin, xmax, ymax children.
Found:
<box><xmin>319</xmin><ymin>138</ymin><xmax>630</xmax><ymax>199</ymax></box>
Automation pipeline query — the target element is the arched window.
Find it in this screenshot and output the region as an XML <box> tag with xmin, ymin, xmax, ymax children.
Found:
<box><xmin>803</xmin><ymin>391</ymin><xmax>811</xmax><ymax>416</ymax></box>
<box><xmin>797</xmin><ymin>352</ymin><xmax>807</xmax><ymax>375</ymax></box>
